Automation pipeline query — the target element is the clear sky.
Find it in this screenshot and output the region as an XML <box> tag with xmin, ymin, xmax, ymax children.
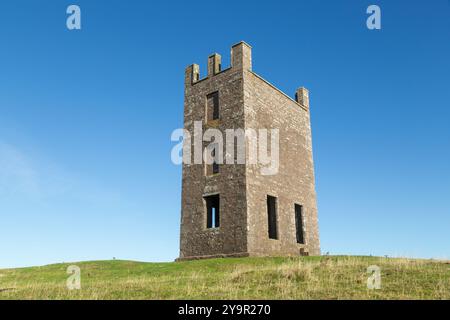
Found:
<box><xmin>0</xmin><ymin>0</ymin><xmax>449</xmax><ymax>268</ymax></box>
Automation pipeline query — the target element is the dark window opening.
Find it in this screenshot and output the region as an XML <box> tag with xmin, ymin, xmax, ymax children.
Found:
<box><xmin>207</xmin><ymin>92</ymin><xmax>219</xmax><ymax>121</ymax></box>
<box><xmin>267</xmin><ymin>195</ymin><xmax>278</xmax><ymax>239</ymax></box>
<box><xmin>205</xmin><ymin>194</ymin><xmax>220</xmax><ymax>229</ymax></box>
<box><xmin>212</xmin><ymin>161</ymin><xmax>219</xmax><ymax>174</ymax></box>
<box><xmin>212</xmin><ymin>146</ymin><xmax>219</xmax><ymax>174</ymax></box>
<box><xmin>206</xmin><ymin>144</ymin><xmax>219</xmax><ymax>175</ymax></box>
<box><xmin>295</xmin><ymin>204</ymin><xmax>305</xmax><ymax>244</ymax></box>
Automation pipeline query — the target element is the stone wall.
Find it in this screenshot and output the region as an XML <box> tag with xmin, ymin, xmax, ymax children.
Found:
<box><xmin>244</xmin><ymin>70</ymin><xmax>320</xmax><ymax>256</ymax></box>
<box><xmin>179</xmin><ymin>44</ymin><xmax>249</xmax><ymax>259</ymax></box>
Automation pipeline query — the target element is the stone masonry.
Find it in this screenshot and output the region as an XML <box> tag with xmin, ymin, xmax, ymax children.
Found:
<box><xmin>178</xmin><ymin>41</ymin><xmax>320</xmax><ymax>260</ymax></box>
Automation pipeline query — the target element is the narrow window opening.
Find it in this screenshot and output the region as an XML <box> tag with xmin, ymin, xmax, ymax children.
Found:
<box><xmin>212</xmin><ymin>161</ymin><xmax>219</xmax><ymax>174</ymax></box>
<box><xmin>295</xmin><ymin>204</ymin><xmax>305</xmax><ymax>244</ymax></box>
<box><xmin>207</xmin><ymin>91</ymin><xmax>219</xmax><ymax>122</ymax></box>
<box><xmin>206</xmin><ymin>144</ymin><xmax>219</xmax><ymax>176</ymax></box>
<box><xmin>212</xmin><ymin>147</ymin><xmax>219</xmax><ymax>174</ymax></box>
<box><xmin>267</xmin><ymin>195</ymin><xmax>278</xmax><ymax>239</ymax></box>
<box><xmin>205</xmin><ymin>194</ymin><xmax>220</xmax><ymax>229</ymax></box>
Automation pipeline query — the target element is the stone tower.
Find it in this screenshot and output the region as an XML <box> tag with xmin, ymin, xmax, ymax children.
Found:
<box><xmin>178</xmin><ymin>41</ymin><xmax>320</xmax><ymax>260</ymax></box>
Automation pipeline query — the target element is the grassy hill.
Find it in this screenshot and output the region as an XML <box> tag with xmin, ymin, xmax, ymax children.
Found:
<box><xmin>0</xmin><ymin>256</ymin><xmax>448</xmax><ymax>300</ymax></box>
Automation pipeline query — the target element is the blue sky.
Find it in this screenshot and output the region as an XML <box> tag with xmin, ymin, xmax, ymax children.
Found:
<box><xmin>0</xmin><ymin>0</ymin><xmax>449</xmax><ymax>268</ymax></box>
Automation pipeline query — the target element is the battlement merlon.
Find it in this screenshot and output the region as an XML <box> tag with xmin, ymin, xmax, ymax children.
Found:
<box><xmin>208</xmin><ymin>53</ymin><xmax>222</xmax><ymax>77</ymax></box>
<box><xmin>184</xmin><ymin>41</ymin><xmax>252</xmax><ymax>86</ymax></box>
<box><xmin>184</xmin><ymin>63</ymin><xmax>199</xmax><ymax>86</ymax></box>
<box><xmin>295</xmin><ymin>87</ymin><xmax>310</xmax><ymax>110</ymax></box>
<box><xmin>231</xmin><ymin>41</ymin><xmax>252</xmax><ymax>71</ymax></box>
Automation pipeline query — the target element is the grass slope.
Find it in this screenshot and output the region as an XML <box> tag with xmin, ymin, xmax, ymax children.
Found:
<box><xmin>0</xmin><ymin>256</ymin><xmax>449</xmax><ymax>300</ymax></box>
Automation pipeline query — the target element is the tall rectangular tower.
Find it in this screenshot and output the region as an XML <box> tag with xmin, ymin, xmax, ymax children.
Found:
<box><xmin>179</xmin><ymin>42</ymin><xmax>320</xmax><ymax>260</ymax></box>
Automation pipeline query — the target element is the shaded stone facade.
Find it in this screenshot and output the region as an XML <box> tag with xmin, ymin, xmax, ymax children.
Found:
<box><xmin>178</xmin><ymin>42</ymin><xmax>320</xmax><ymax>260</ymax></box>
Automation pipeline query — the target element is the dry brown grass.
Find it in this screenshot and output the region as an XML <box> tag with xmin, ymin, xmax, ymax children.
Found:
<box><xmin>0</xmin><ymin>256</ymin><xmax>448</xmax><ymax>300</ymax></box>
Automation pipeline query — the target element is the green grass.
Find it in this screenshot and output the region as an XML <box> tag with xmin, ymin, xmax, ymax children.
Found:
<box><xmin>0</xmin><ymin>256</ymin><xmax>448</xmax><ymax>299</ymax></box>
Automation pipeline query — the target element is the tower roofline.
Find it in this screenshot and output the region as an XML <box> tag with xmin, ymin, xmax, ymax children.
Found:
<box><xmin>231</xmin><ymin>40</ymin><xmax>252</xmax><ymax>49</ymax></box>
